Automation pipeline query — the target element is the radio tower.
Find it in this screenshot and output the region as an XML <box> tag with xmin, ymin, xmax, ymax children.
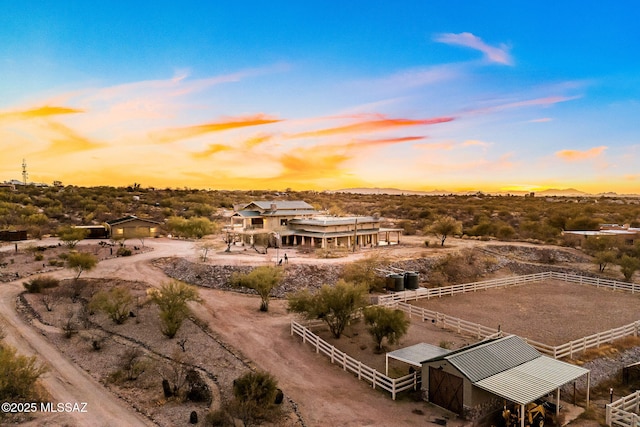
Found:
<box><xmin>22</xmin><ymin>159</ymin><xmax>28</xmax><ymax>185</ymax></box>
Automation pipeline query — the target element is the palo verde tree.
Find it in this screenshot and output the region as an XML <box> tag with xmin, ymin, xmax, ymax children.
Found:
<box><xmin>89</xmin><ymin>286</ymin><xmax>134</xmax><ymax>324</ymax></box>
<box><xmin>230</xmin><ymin>266</ymin><xmax>283</xmax><ymax>312</ymax></box>
<box><xmin>340</xmin><ymin>252</ymin><xmax>388</xmax><ymax>292</ymax></box>
<box><xmin>167</xmin><ymin>216</ymin><xmax>217</xmax><ymax>239</ymax></box>
<box><xmin>57</xmin><ymin>225</ymin><xmax>90</xmax><ymax>249</ymax></box>
<box><xmin>287</xmin><ymin>280</ymin><xmax>368</xmax><ymax>338</ymax></box>
<box><xmin>363</xmin><ymin>306</ymin><xmax>410</xmax><ymax>352</ymax></box>
<box><xmin>0</xmin><ymin>343</ymin><xmax>48</xmax><ymax>404</ymax></box>
<box><xmin>66</xmin><ymin>252</ymin><xmax>98</xmax><ymax>280</ymax></box>
<box><xmin>618</xmin><ymin>255</ymin><xmax>640</xmax><ymax>282</ymax></box>
<box><xmin>147</xmin><ymin>280</ymin><xmax>201</xmax><ymax>338</ymax></box>
<box><xmin>426</xmin><ymin>215</ymin><xmax>462</xmax><ymax>246</ymax></box>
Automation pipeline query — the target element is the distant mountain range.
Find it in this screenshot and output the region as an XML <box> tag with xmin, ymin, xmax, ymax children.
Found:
<box><xmin>333</xmin><ymin>187</ymin><xmax>639</xmax><ymax>197</ymax></box>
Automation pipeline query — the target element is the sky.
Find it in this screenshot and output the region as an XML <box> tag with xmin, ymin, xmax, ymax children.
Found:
<box><xmin>1</xmin><ymin>1</ymin><xmax>639</xmax><ymax>194</ymax></box>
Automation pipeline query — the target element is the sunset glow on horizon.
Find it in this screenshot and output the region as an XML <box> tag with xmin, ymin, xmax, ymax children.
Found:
<box><xmin>1</xmin><ymin>2</ymin><xmax>639</xmax><ymax>194</ymax></box>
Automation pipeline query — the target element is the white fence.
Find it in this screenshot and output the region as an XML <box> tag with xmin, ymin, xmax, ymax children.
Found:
<box><xmin>379</xmin><ymin>272</ymin><xmax>640</xmax><ymax>359</ymax></box>
<box><xmin>290</xmin><ymin>321</ymin><xmax>419</xmax><ymax>400</ymax></box>
<box><xmin>377</xmin><ymin>272</ymin><xmax>550</xmax><ymax>305</ymax></box>
<box><xmin>607</xmin><ymin>391</ymin><xmax>640</xmax><ymax>427</ymax></box>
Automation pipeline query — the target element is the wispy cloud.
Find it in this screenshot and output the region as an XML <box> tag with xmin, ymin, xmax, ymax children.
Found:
<box><xmin>529</xmin><ymin>117</ymin><xmax>553</xmax><ymax>123</ymax></box>
<box><xmin>36</xmin><ymin>122</ymin><xmax>105</xmax><ymax>155</ymax></box>
<box><xmin>468</xmin><ymin>95</ymin><xmax>580</xmax><ymax>115</ymax></box>
<box><xmin>556</xmin><ymin>146</ymin><xmax>608</xmax><ymax>161</ymax></box>
<box><xmin>0</xmin><ymin>106</ymin><xmax>83</xmax><ymax>122</ymax></box>
<box><xmin>288</xmin><ymin>115</ymin><xmax>454</xmax><ymax>139</ymax></box>
<box><xmin>150</xmin><ymin>114</ymin><xmax>281</xmax><ymax>144</ymax></box>
<box><xmin>462</xmin><ymin>139</ymin><xmax>491</xmax><ymax>148</ymax></box>
<box><xmin>191</xmin><ymin>143</ymin><xmax>232</xmax><ymax>159</ymax></box>
<box><xmin>434</xmin><ymin>32</ymin><xmax>513</xmax><ymax>65</ymax></box>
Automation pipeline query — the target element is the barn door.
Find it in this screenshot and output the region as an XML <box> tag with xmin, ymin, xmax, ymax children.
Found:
<box><xmin>429</xmin><ymin>367</ymin><xmax>463</xmax><ymax>414</ymax></box>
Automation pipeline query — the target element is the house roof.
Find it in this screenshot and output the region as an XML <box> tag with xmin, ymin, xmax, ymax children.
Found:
<box><xmin>422</xmin><ymin>335</ymin><xmax>589</xmax><ymax>406</ymax></box>
<box><xmin>289</xmin><ymin>216</ymin><xmax>379</xmax><ymax>226</ymax></box>
<box><xmin>242</xmin><ymin>200</ymin><xmax>316</xmax><ymax>211</ymax></box>
<box><xmin>105</xmin><ymin>215</ymin><xmax>161</xmax><ymax>226</ymax></box>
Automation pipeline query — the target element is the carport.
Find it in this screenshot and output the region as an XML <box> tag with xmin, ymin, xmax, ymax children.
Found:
<box><xmin>385</xmin><ymin>343</ymin><xmax>451</xmax><ymax>375</ymax></box>
<box><xmin>475</xmin><ymin>355</ymin><xmax>590</xmax><ymax>427</ymax></box>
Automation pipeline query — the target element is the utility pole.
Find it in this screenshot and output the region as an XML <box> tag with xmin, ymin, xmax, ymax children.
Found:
<box><xmin>352</xmin><ymin>217</ymin><xmax>358</xmax><ymax>252</ymax></box>
<box><xmin>22</xmin><ymin>159</ymin><xmax>28</xmax><ymax>185</ymax></box>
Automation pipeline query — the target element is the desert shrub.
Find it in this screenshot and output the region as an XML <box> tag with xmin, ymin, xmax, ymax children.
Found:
<box><xmin>230</xmin><ymin>371</ymin><xmax>280</xmax><ymax>426</ymax></box>
<box><xmin>115</xmin><ymin>348</ymin><xmax>147</xmax><ymax>381</ymax></box>
<box><xmin>23</xmin><ymin>276</ymin><xmax>59</xmax><ymax>293</ymax></box>
<box><xmin>0</xmin><ymin>343</ymin><xmax>48</xmax><ymax>402</ymax></box>
<box><xmin>363</xmin><ymin>306</ymin><xmax>410</xmax><ymax>352</ymax></box>
<box><xmin>89</xmin><ymin>287</ymin><xmax>134</xmax><ymax>324</ymax></box>
<box><xmin>230</xmin><ymin>266</ymin><xmax>282</xmax><ymax>312</ymax></box>
<box><xmin>148</xmin><ymin>280</ymin><xmax>201</xmax><ymax>338</ymax></box>
<box><xmin>288</xmin><ymin>280</ymin><xmax>368</xmax><ymax>339</ymax></box>
<box><xmin>340</xmin><ymin>253</ymin><xmax>388</xmax><ymax>292</ymax></box>
<box><xmin>34</xmin><ymin>253</ymin><xmax>44</xmax><ymax>261</ymax></box>
<box><xmin>186</xmin><ymin>369</ymin><xmax>211</xmax><ymax>403</ymax></box>
<box><xmin>117</xmin><ymin>247</ymin><xmax>132</xmax><ymax>257</ymax></box>
<box><xmin>205</xmin><ymin>409</ymin><xmax>233</xmax><ymax>426</ymax></box>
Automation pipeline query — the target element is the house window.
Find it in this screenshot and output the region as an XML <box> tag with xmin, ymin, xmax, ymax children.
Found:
<box><xmin>280</xmin><ymin>219</ymin><xmax>288</xmax><ymax>226</ymax></box>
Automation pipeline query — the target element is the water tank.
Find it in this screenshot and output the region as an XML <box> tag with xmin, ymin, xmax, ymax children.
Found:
<box><xmin>405</xmin><ymin>272</ymin><xmax>419</xmax><ymax>289</ymax></box>
<box><xmin>391</xmin><ymin>274</ymin><xmax>404</xmax><ymax>291</ymax></box>
<box><xmin>386</xmin><ymin>275</ymin><xmax>395</xmax><ymax>291</ymax></box>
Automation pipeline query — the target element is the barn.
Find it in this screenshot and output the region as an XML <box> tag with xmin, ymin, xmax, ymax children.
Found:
<box><xmin>420</xmin><ymin>335</ymin><xmax>590</xmax><ymax>423</ymax></box>
<box><xmin>105</xmin><ymin>215</ymin><xmax>162</xmax><ymax>239</ymax></box>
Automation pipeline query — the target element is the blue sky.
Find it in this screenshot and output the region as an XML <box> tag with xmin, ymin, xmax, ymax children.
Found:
<box><xmin>1</xmin><ymin>1</ymin><xmax>639</xmax><ymax>193</ymax></box>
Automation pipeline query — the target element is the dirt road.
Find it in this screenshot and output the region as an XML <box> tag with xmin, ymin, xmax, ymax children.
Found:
<box><xmin>4</xmin><ymin>237</ymin><xmax>537</xmax><ymax>426</ymax></box>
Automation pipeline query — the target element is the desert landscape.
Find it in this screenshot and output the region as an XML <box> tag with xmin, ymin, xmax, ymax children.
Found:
<box><xmin>1</xmin><ymin>231</ymin><xmax>639</xmax><ymax>426</ymax></box>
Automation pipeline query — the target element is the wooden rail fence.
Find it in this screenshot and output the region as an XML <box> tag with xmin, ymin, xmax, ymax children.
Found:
<box><xmin>378</xmin><ymin>272</ymin><xmax>640</xmax><ymax>359</ymax></box>
<box><xmin>607</xmin><ymin>391</ymin><xmax>640</xmax><ymax>427</ymax></box>
<box><xmin>290</xmin><ymin>321</ymin><xmax>419</xmax><ymax>400</ymax></box>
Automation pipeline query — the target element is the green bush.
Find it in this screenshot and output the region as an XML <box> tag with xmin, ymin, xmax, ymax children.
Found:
<box><xmin>117</xmin><ymin>247</ymin><xmax>132</xmax><ymax>256</ymax></box>
<box><xmin>0</xmin><ymin>344</ymin><xmax>48</xmax><ymax>402</ymax></box>
<box><xmin>23</xmin><ymin>276</ymin><xmax>60</xmax><ymax>293</ymax></box>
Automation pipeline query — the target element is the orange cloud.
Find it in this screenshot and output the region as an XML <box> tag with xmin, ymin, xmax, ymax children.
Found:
<box><xmin>555</xmin><ymin>146</ymin><xmax>607</xmax><ymax>162</ymax></box>
<box><xmin>289</xmin><ymin>116</ymin><xmax>454</xmax><ymax>139</ymax></box>
<box><xmin>37</xmin><ymin>122</ymin><xmax>105</xmax><ymax>155</ymax></box>
<box><xmin>0</xmin><ymin>106</ymin><xmax>83</xmax><ymax>121</ymax></box>
<box><xmin>150</xmin><ymin>114</ymin><xmax>281</xmax><ymax>143</ymax></box>
<box><xmin>191</xmin><ymin>144</ymin><xmax>232</xmax><ymax>159</ymax></box>
<box><xmin>349</xmin><ymin>136</ymin><xmax>425</xmax><ymax>148</ymax></box>
<box><xmin>244</xmin><ymin>133</ymin><xmax>273</xmax><ymax>148</ymax></box>
<box><xmin>277</xmin><ymin>146</ymin><xmax>349</xmax><ymax>180</ymax></box>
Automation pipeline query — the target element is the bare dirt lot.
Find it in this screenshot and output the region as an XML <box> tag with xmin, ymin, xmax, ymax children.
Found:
<box><xmin>412</xmin><ymin>279</ymin><xmax>640</xmax><ymax>345</ymax></box>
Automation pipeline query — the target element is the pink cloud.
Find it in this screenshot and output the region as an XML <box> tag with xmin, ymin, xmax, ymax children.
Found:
<box><xmin>555</xmin><ymin>146</ymin><xmax>608</xmax><ymax>161</ymax></box>
<box><xmin>529</xmin><ymin>117</ymin><xmax>553</xmax><ymax>123</ymax></box>
<box><xmin>434</xmin><ymin>32</ymin><xmax>513</xmax><ymax>65</ymax></box>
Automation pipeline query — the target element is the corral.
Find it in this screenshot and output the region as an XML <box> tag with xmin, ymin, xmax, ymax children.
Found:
<box><xmin>292</xmin><ymin>272</ymin><xmax>640</xmax><ymax>424</ymax></box>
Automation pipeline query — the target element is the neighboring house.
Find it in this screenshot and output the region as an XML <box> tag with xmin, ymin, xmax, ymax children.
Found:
<box><xmin>105</xmin><ymin>215</ymin><xmax>162</xmax><ymax>239</ymax></box>
<box><xmin>420</xmin><ymin>335</ymin><xmax>590</xmax><ymax>421</ymax></box>
<box><xmin>563</xmin><ymin>224</ymin><xmax>640</xmax><ymax>247</ymax></box>
<box><xmin>228</xmin><ymin>200</ymin><xmax>402</xmax><ymax>248</ymax></box>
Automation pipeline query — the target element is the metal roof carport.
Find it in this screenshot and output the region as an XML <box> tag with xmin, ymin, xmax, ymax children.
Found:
<box><xmin>475</xmin><ymin>356</ymin><xmax>590</xmax><ymax>427</ymax></box>
<box><xmin>386</xmin><ymin>343</ymin><xmax>451</xmax><ymax>375</ymax></box>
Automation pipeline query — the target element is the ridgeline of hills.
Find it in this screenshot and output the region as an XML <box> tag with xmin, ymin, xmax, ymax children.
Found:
<box><xmin>334</xmin><ymin>187</ymin><xmax>638</xmax><ymax>197</ymax></box>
